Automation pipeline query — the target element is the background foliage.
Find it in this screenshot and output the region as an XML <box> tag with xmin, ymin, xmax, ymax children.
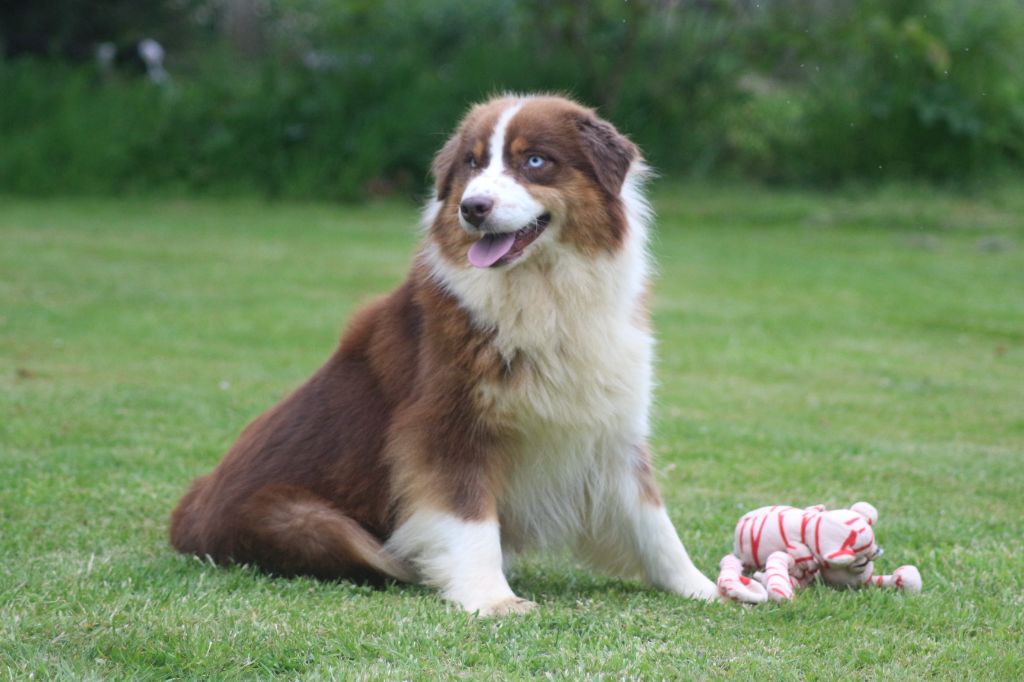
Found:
<box><xmin>2</xmin><ymin>0</ymin><xmax>1023</xmax><ymax>199</ymax></box>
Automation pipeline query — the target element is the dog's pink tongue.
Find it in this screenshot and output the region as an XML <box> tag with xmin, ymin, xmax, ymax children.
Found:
<box><xmin>468</xmin><ymin>233</ymin><xmax>515</xmax><ymax>268</ymax></box>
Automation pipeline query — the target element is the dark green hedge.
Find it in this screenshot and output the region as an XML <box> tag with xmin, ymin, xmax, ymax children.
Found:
<box><xmin>2</xmin><ymin>0</ymin><xmax>1022</xmax><ymax>199</ymax></box>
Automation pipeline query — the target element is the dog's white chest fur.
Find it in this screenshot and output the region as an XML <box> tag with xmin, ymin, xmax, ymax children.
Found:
<box><xmin>424</xmin><ymin>173</ymin><xmax>654</xmax><ymax>553</ymax></box>
<box><xmin>483</xmin><ymin>253</ymin><xmax>652</xmax><ymax>433</ymax></box>
<box><xmin>493</xmin><ymin>254</ymin><xmax>652</xmax><ymax>553</ymax></box>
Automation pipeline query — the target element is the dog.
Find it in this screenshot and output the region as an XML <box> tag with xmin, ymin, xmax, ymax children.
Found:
<box><xmin>169</xmin><ymin>94</ymin><xmax>719</xmax><ymax>615</ymax></box>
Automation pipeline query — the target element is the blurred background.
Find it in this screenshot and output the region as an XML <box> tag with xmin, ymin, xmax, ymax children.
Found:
<box><xmin>2</xmin><ymin>0</ymin><xmax>1022</xmax><ymax>201</ymax></box>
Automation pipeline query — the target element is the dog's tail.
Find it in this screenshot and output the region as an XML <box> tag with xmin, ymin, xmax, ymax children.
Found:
<box><xmin>170</xmin><ymin>480</ymin><xmax>415</xmax><ymax>583</ymax></box>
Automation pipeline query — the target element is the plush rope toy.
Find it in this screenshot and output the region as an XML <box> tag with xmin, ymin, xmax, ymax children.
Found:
<box><xmin>717</xmin><ymin>502</ymin><xmax>922</xmax><ymax>603</ymax></box>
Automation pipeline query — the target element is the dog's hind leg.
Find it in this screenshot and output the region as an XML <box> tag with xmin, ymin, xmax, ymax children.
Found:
<box><xmin>169</xmin><ymin>474</ymin><xmax>212</xmax><ymax>556</ymax></box>
<box><xmin>232</xmin><ymin>484</ymin><xmax>414</xmax><ymax>582</ymax></box>
<box><xmin>172</xmin><ymin>482</ymin><xmax>413</xmax><ymax>583</ymax></box>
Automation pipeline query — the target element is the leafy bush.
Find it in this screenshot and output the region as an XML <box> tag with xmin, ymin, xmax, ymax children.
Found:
<box><xmin>1</xmin><ymin>0</ymin><xmax>1021</xmax><ymax>198</ymax></box>
<box><xmin>0</xmin><ymin>60</ymin><xmax>166</xmax><ymax>194</ymax></box>
<box><xmin>728</xmin><ymin>0</ymin><xmax>1024</xmax><ymax>182</ymax></box>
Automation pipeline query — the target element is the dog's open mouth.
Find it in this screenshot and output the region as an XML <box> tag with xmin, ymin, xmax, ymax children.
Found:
<box><xmin>467</xmin><ymin>214</ymin><xmax>551</xmax><ymax>268</ymax></box>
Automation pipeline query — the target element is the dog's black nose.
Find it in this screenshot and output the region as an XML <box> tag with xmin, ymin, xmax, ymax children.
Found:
<box><xmin>460</xmin><ymin>196</ymin><xmax>494</xmax><ymax>227</ymax></box>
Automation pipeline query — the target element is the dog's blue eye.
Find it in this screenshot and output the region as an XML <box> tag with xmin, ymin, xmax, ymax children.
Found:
<box><xmin>526</xmin><ymin>155</ymin><xmax>546</xmax><ymax>169</ymax></box>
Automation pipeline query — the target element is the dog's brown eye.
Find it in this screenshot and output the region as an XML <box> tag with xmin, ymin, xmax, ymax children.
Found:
<box><xmin>465</xmin><ymin>154</ymin><xmax>478</xmax><ymax>169</ymax></box>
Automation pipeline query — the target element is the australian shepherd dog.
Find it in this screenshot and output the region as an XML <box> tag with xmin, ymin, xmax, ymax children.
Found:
<box><xmin>170</xmin><ymin>94</ymin><xmax>719</xmax><ymax>615</ymax></box>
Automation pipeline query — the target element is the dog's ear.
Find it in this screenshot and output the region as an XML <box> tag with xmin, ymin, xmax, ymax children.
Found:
<box><xmin>432</xmin><ymin>131</ymin><xmax>462</xmax><ymax>201</ymax></box>
<box><xmin>575</xmin><ymin>113</ymin><xmax>639</xmax><ymax>196</ymax></box>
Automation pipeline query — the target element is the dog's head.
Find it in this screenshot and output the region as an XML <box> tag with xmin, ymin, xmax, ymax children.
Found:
<box><xmin>427</xmin><ymin>95</ymin><xmax>643</xmax><ymax>269</ymax></box>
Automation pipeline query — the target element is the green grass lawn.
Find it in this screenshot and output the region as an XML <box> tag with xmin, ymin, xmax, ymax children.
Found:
<box><xmin>2</xmin><ymin>184</ymin><xmax>1023</xmax><ymax>679</ymax></box>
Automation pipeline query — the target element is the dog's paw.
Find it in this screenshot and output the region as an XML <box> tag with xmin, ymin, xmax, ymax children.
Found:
<box><xmin>682</xmin><ymin>574</ymin><xmax>723</xmax><ymax>602</ymax></box>
<box><xmin>474</xmin><ymin>596</ymin><xmax>538</xmax><ymax>618</ymax></box>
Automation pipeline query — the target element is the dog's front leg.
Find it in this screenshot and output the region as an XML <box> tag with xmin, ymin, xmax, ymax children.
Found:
<box><xmin>627</xmin><ymin>500</ymin><xmax>720</xmax><ymax>600</ymax></box>
<box><xmin>582</xmin><ymin>446</ymin><xmax>719</xmax><ymax>601</ymax></box>
<box><xmin>387</xmin><ymin>508</ymin><xmax>535</xmax><ymax>616</ymax></box>
<box><xmin>384</xmin><ymin>399</ymin><xmax>536</xmax><ymax>616</ymax></box>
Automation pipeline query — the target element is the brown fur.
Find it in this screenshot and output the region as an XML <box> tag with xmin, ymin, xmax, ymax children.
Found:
<box><xmin>169</xmin><ymin>95</ymin><xmax>645</xmax><ymax>583</ymax></box>
<box><xmin>504</xmin><ymin>98</ymin><xmax>635</xmax><ymax>255</ymax></box>
<box><xmin>633</xmin><ymin>444</ymin><xmax>662</xmax><ymax>506</ymax></box>
<box><xmin>169</xmin><ymin>268</ymin><xmax>509</xmax><ymax>579</ymax></box>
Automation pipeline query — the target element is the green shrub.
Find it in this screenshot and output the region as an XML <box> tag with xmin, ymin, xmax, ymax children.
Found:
<box><xmin>0</xmin><ymin>61</ymin><xmax>163</xmax><ymax>194</ymax></box>
<box><xmin>730</xmin><ymin>0</ymin><xmax>1024</xmax><ymax>182</ymax></box>
<box><xmin>1</xmin><ymin>0</ymin><xmax>1021</xmax><ymax>198</ymax></box>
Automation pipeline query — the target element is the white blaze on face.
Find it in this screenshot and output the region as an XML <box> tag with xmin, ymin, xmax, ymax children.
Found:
<box><xmin>459</xmin><ymin>101</ymin><xmax>546</xmax><ymax>235</ymax></box>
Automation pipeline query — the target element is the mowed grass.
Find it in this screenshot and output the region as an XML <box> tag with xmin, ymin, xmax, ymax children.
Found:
<box><xmin>2</xmin><ymin>183</ymin><xmax>1023</xmax><ymax>679</ymax></box>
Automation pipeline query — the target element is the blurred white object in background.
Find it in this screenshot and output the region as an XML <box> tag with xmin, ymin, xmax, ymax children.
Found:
<box><xmin>95</xmin><ymin>41</ymin><xmax>117</xmax><ymax>73</ymax></box>
<box><xmin>138</xmin><ymin>38</ymin><xmax>168</xmax><ymax>84</ymax></box>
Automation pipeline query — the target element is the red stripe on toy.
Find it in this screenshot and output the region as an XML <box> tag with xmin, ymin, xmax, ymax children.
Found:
<box><xmin>738</xmin><ymin>516</ymin><xmax>750</xmax><ymax>554</ymax></box>
<box><xmin>778</xmin><ymin>512</ymin><xmax>794</xmax><ymax>550</ymax></box>
<box><xmin>826</xmin><ymin>530</ymin><xmax>860</xmax><ymax>560</ymax></box>
<box><xmin>751</xmin><ymin>514</ymin><xmax>769</xmax><ymax>568</ymax></box>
